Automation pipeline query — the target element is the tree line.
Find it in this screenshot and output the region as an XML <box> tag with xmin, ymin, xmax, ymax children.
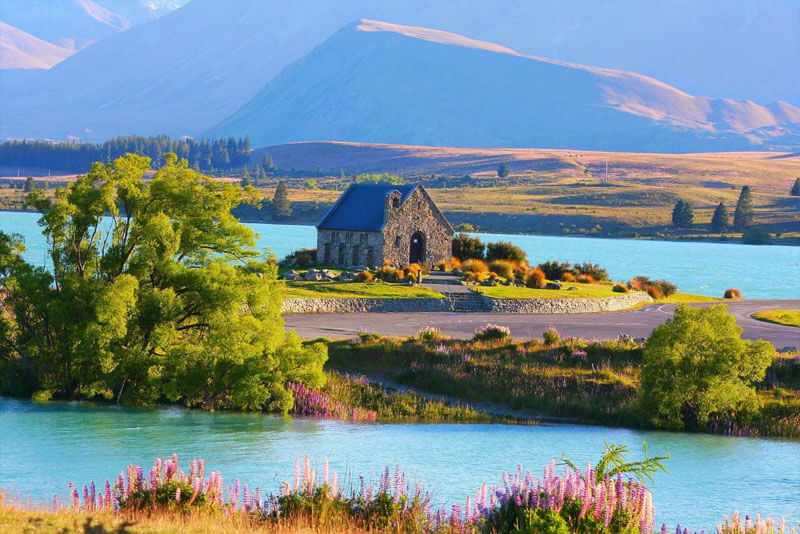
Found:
<box><xmin>0</xmin><ymin>136</ymin><xmax>278</xmax><ymax>175</ymax></box>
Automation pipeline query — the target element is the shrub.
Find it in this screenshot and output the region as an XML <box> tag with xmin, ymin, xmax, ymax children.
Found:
<box><xmin>538</xmin><ymin>260</ymin><xmax>572</xmax><ymax>281</ymax></box>
<box><xmin>404</xmin><ymin>263</ymin><xmax>423</xmax><ymax>279</ymax></box>
<box><xmin>742</xmin><ymin>226</ymin><xmax>772</xmax><ymax>245</ymax></box>
<box><xmin>560</xmin><ymin>272</ymin><xmax>575</xmax><ymax>282</ymax></box>
<box><xmin>356</xmin><ymin>270</ymin><xmax>374</xmax><ymax>283</ymax></box>
<box><xmin>651</xmin><ymin>279</ymin><xmax>677</xmax><ymax>297</ymax></box>
<box><xmin>286</xmin><ymin>248</ymin><xmax>317</xmax><ymax>267</ymax></box>
<box><xmin>542</xmin><ymin>327</ymin><xmax>561</xmax><ymax>345</ymax></box>
<box><xmin>376</xmin><ymin>266</ymin><xmax>397</xmax><ymax>282</ymax></box>
<box><xmin>452</xmin><ymin>233</ymin><xmax>485</xmax><ymax>260</ymax></box>
<box><xmin>462</xmin><ymin>258</ymin><xmax>489</xmax><ymax>274</ymax></box>
<box><xmin>573</xmin><ymin>262</ymin><xmax>610</xmax><ymax>282</ymax></box>
<box><xmin>489</xmin><ymin>260</ymin><xmax>515</xmax><ymax>280</ymax></box>
<box><xmin>612</xmin><ymin>283</ymin><xmax>628</xmax><ymax>293</ymax></box>
<box><xmin>474</xmin><ymin>323</ymin><xmax>511</xmax><ymax>341</ymax></box>
<box><xmin>417</xmin><ymin>326</ymin><xmax>442</xmax><ymax>342</ymax></box>
<box><xmin>629</xmin><ymin>276</ymin><xmax>650</xmax><ymax>291</ymax></box>
<box><xmin>435</xmin><ymin>261</ymin><xmax>449</xmax><ymax>271</ymax></box>
<box><xmin>724</xmin><ymin>288</ymin><xmax>742</xmax><ymax>299</ymax></box>
<box><xmin>640</xmin><ymin>304</ymin><xmax>774</xmax><ymax>430</ymax></box>
<box><xmin>576</xmin><ymin>273</ymin><xmax>596</xmax><ymax>284</ymax></box>
<box><xmin>450</xmin><ymin>256</ymin><xmax>462</xmax><ymax>270</ymax></box>
<box><xmin>394</xmin><ymin>269</ymin><xmax>405</xmax><ymax>281</ymax></box>
<box><xmin>525</xmin><ymin>268</ymin><xmax>547</xmax><ymax>289</ymax></box>
<box><xmin>646</xmin><ymin>286</ymin><xmax>662</xmax><ymax>299</ymax></box>
<box><xmin>486</xmin><ymin>241</ymin><xmax>527</xmax><ymax>263</ymax></box>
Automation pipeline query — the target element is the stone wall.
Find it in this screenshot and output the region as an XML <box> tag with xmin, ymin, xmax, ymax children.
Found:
<box><xmin>481</xmin><ymin>291</ymin><xmax>653</xmax><ymax>313</ymax></box>
<box><xmin>381</xmin><ymin>187</ymin><xmax>453</xmax><ymax>268</ymax></box>
<box><xmin>316</xmin><ymin>229</ymin><xmax>384</xmax><ymax>268</ymax></box>
<box><xmin>282</xmin><ymin>297</ymin><xmax>450</xmax><ymax>313</ymax></box>
<box><xmin>282</xmin><ymin>291</ymin><xmax>652</xmax><ymax>314</ymax></box>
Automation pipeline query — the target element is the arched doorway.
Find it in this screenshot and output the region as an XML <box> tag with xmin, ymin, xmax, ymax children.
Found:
<box><xmin>409</xmin><ymin>232</ymin><xmax>425</xmax><ymax>264</ymax></box>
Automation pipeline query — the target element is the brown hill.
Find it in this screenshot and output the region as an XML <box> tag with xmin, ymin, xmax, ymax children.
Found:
<box><xmin>0</xmin><ymin>22</ymin><xmax>72</xmax><ymax>69</ymax></box>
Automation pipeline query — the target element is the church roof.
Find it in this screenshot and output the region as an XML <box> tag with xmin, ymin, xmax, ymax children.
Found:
<box><xmin>316</xmin><ymin>183</ymin><xmax>418</xmax><ymax>231</ymax></box>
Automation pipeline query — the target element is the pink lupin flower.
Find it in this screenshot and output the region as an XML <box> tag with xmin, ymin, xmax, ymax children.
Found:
<box><xmin>175</xmin><ymin>486</ymin><xmax>181</xmax><ymax>503</ymax></box>
<box><xmin>52</xmin><ymin>494</ymin><xmax>59</xmax><ymax>512</ymax></box>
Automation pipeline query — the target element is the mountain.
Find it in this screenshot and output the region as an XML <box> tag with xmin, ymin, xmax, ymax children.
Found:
<box><xmin>0</xmin><ymin>22</ymin><xmax>72</xmax><ymax>69</ymax></box>
<box><xmin>207</xmin><ymin>20</ymin><xmax>800</xmax><ymax>152</ymax></box>
<box><xmin>0</xmin><ymin>0</ymin><xmax>185</xmax><ymax>69</ymax></box>
<box><xmin>0</xmin><ymin>0</ymin><xmax>797</xmax><ymax>142</ymax></box>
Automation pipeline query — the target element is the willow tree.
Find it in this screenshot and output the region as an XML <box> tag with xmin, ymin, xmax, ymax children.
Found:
<box><xmin>0</xmin><ymin>153</ymin><xmax>325</xmax><ymax>410</ymax></box>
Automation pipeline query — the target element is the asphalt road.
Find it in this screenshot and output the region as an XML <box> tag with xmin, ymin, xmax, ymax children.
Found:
<box><xmin>284</xmin><ymin>299</ymin><xmax>800</xmax><ymax>348</ymax></box>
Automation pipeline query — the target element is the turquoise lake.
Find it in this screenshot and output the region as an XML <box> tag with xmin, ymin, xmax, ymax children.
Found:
<box><xmin>2</xmin><ymin>210</ymin><xmax>798</xmax><ymax>299</ymax></box>
<box><xmin>1</xmin><ymin>397</ymin><xmax>798</xmax><ymax>531</ymax></box>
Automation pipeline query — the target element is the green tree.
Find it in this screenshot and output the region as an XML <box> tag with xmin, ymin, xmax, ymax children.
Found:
<box><xmin>486</xmin><ymin>241</ymin><xmax>527</xmax><ymax>263</ymax></box>
<box><xmin>640</xmin><ymin>305</ymin><xmax>774</xmax><ymax>431</ymax></box>
<box><xmin>733</xmin><ymin>185</ymin><xmax>754</xmax><ymax>230</ymax></box>
<box><xmin>742</xmin><ymin>225</ymin><xmax>772</xmax><ymax>245</ymax></box>
<box><xmin>24</xmin><ymin>176</ymin><xmax>36</xmax><ymax>192</ymax></box>
<box><xmin>0</xmin><ymin>153</ymin><xmax>325</xmax><ymax>410</ymax></box>
<box><xmin>272</xmin><ymin>180</ymin><xmax>292</xmax><ymax>220</ymax></box>
<box><xmin>240</xmin><ymin>164</ymin><xmax>252</xmax><ymax>187</ymax></box>
<box><xmin>710</xmin><ymin>201</ymin><xmax>729</xmax><ymax>233</ymax></box>
<box><xmin>791</xmin><ymin>178</ymin><xmax>800</xmax><ymax>196</ymax></box>
<box><xmin>451</xmin><ymin>233</ymin><xmax>484</xmax><ymax>260</ymax></box>
<box><xmin>671</xmin><ymin>199</ymin><xmax>693</xmax><ymax>228</ymax></box>
<box><xmin>497</xmin><ymin>162</ymin><xmax>509</xmax><ymax>178</ymax></box>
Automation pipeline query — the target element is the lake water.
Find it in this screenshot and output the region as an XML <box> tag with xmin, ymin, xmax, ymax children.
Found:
<box><xmin>2</xmin><ymin>210</ymin><xmax>798</xmax><ymax>298</ymax></box>
<box><xmin>0</xmin><ymin>397</ymin><xmax>798</xmax><ymax>531</ymax></box>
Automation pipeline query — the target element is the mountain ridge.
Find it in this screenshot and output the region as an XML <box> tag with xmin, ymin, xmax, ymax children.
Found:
<box><xmin>207</xmin><ymin>19</ymin><xmax>799</xmax><ymax>153</ymax></box>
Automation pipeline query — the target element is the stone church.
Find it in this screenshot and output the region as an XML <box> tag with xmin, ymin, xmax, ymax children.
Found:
<box><xmin>316</xmin><ymin>183</ymin><xmax>454</xmax><ymax>268</ymax></box>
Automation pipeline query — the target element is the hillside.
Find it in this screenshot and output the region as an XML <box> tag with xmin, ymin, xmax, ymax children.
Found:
<box><xmin>1</xmin><ymin>0</ymin><xmax>797</xmax><ymax>141</ymax></box>
<box><xmin>0</xmin><ymin>22</ymin><xmax>72</xmax><ymax>69</ymax></box>
<box><xmin>0</xmin><ymin>0</ymin><xmax>184</xmax><ymax>69</ymax></box>
<box><xmin>209</xmin><ymin>20</ymin><xmax>800</xmax><ymax>152</ymax></box>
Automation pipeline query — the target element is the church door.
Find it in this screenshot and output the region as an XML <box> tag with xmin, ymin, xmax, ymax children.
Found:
<box><xmin>409</xmin><ymin>232</ymin><xmax>425</xmax><ymax>264</ymax></box>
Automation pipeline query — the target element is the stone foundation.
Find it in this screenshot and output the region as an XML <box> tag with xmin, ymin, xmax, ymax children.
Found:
<box><xmin>481</xmin><ymin>291</ymin><xmax>653</xmax><ymax>313</ymax></box>
<box><xmin>282</xmin><ymin>297</ymin><xmax>450</xmax><ymax>313</ymax></box>
<box><xmin>281</xmin><ymin>292</ymin><xmax>652</xmax><ymax>314</ymax></box>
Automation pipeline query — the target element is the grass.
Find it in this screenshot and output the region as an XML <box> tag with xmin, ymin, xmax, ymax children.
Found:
<box><xmin>654</xmin><ymin>293</ymin><xmax>724</xmax><ymax>303</ymax></box>
<box><xmin>472</xmin><ymin>282</ymin><xmax>624</xmax><ymax>299</ymax></box>
<box><xmin>752</xmin><ymin>309</ymin><xmax>800</xmax><ymax>328</ymax></box>
<box><xmin>282</xmin><ymin>281</ymin><xmax>445</xmax><ymax>299</ymax></box>
<box><xmin>325</xmin><ymin>336</ymin><xmax>800</xmax><ymax>438</ymax></box>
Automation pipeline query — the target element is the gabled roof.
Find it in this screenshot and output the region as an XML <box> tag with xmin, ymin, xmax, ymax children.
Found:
<box><xmin>316</xmin><ymin>183</ymin><xmax>418</xmax><ymax>231</ymax></box>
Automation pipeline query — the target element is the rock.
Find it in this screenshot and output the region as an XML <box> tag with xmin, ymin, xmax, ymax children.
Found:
<box><xmin>452</xmin><ymin>268</ymin><xmax>463</xmax><ymax>275</ymax></box>
<box><xmin>302</xmin><ymin>270</ymin><xmax>323</xmax><ymax>281</ymax></box>
<box><xmin>780</xmin><ymin>346</ymin><xmax>798</xmax><ymax>353</ymax></box>
<box><xmin>545</xmin><ymin>281</ymin><xmax>563</xmax><ymax>290</ymax></box>
<box><xmin>566</xmin><ymin>286</ymin><xmax>578</xmax><ymax>291</ymax></box>
<box><xmin>282</xmin><ymin>271</ymin><xmax>301</xmax><ymax>281</ymax></box>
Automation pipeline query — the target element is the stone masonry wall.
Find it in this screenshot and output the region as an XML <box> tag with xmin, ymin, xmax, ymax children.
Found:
<box><xmin>481</xmin><ymin>291</ymin><xmax>653</xmax><ymax>313</ymax></box>
<box><xmin>282</xmin><ymin>297</ymin><xmax>450</xmax><ymax>313</ymax></box>
<box><xmin>316</xmin><ymin>229</ymin><xmax>384</xmax><ymax>268</ymax></box>
<box><xmin>381</xmin><ymin>188</ymin><xmax>452</xmax><ymax>268</ymax></box>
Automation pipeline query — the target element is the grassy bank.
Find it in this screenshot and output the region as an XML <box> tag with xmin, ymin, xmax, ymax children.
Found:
<box><xmin>324</xmin><ymin>336</ymin><xmax>800</xmax><ymax>438</ymax></box>
<box><xmin>283</xmin><ymin>281</ymin><xmax>445</xmax><ymax>299</ymax></box>
<box><xmin>752</xmin><ymin>309</ymin><xmax>800</xmax><ymax>328</ymax></box>
<box><xmin>473</xmin><ymin>282</ymin><xmax>624</xmax><ymax>299</ymax></box>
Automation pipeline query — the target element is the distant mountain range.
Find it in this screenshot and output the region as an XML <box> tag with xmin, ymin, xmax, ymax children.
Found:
<box><xmin>0</xmin><ymin>0</ymin><xmax>798</xmax><ymax>152</ymax></box>
<box><xmin>207</xmin><ymin>20</ymin><xmax>800</xmax><ymax>152</ymax></box>
<box><xmin>0</xmin><ymin>0</ymin><xmax>185</xmax><ymax>69</ymax></box>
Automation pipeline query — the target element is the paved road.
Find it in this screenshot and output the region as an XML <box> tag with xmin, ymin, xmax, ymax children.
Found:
<box><xmin>284</xmin><ymin>299</ymin><xmax>800</xmax><ymax>348</ymax></box>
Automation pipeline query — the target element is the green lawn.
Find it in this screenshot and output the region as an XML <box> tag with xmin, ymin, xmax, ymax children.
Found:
<box><xmin>752</xmin><ymin>309</ymin><xmax>800</xmax><ymax>328</ymax></box>
<box><xmin>283</xmin><ymin>281</ymin><xmax>445</xmax><ymax>299</ymax></box>
<box><xmin>656</xmin><ymin>293</ymin><xmax>724</xmax><ymax>304</ymax></box>
<box><xmin>473</xmin><ymin>282</ymin><xmax>625</xmax><ymax>299</ymax></box>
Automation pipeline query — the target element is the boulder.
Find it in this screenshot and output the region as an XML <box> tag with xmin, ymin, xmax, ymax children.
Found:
<box><xmin>545</xmin><ymin>281</ymin><xmax>563</xmax><ymax>290</ymax></box>
<box><xmin>452</xmin><ymin>268</ymin><xmax>463</xmax><ymax>275</ymax></box>
<box><xmin>566</xmin><ymin>286</ymin><xmax>578</xmax><ymax>291</ymax></box>
<box><xmin>302</xmin><ymin>270</ymin><xmax>323</xmax><ymax>281</ymax></box>
<box><xmin>282</xmin><ymin>270</ymin><xmax>301</xmax><ymax>281</ymax></box>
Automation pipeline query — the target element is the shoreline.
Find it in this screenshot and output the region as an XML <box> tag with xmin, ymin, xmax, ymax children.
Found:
<box><xmin>3</xmin><ymin>208</ymin><xmax>798</xmax><ymax>246</ymax></box>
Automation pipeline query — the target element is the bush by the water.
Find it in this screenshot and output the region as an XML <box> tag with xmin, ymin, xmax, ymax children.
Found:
<box><xmin>542</xmin><ymin>328</ymin><xmax>561</xmax><ymax>345</ymax></box>
<box><xmin>630</xmin><ymin>276</ymin><xmax>678</xmax><ymax>298</ymax></box>
<box><xmin>356</xmin><ymin>270</ymin><xmax>374</xmax><ymax>282</ymax></box>
<box><xmin>486</xmin><ymin>241</ymin><xmax>527</xmax><ymax>263</ymax></box>
<box><xmin>284</xmin><ymin>248</ymin><xmax>317</xmax><ymax>267</ymax></box>
<box><xmin>724</xmin><ymin>288</ymin><xmax>742</xmax><ymax>299</ymax></box>
<box><xmin>742</xmin><ymin>225</ymin><xmax>772</xmax><ymax>245</ymax></box>
<box><xmin>452</xmin><ymin>233</ymin><xmax>485</xmax><ymax>260</ymax></box>
<box><xmin>462</xmin><ymin>258</ymin><xmax>489</xmax><ymax>274</ymax></box>
<box><xmin>488</xmin><ymin>260</ymin><xmax>515</xmax><ymax>280</ymax></box>
<box><xmin>640</xmin><ymin>305</ymin><xmax>775</xmax><ymax>431</ymax></box>
<box><xmin>525</xmin><ymin>268</ymin><xmax>547</xmax><ymax>289</ymax></box>
<box><xmin>612</xmin><ymin>283</ymin><xmax>628</xmax><ymax>293</ymax></box>
<box><xmin>0</xmin><ymin>153</ymin><xmax>326</xmax><ymax>411</ymax></box>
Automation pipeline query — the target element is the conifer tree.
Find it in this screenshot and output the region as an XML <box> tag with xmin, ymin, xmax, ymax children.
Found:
<box><xmin>241</xmin><ymin>165</ymin><xmax>252</xmax><ymax>187</ymax></box>
<box><xmin>710</xmin><ymin>201</ymin><xmax>729</xmax><ymax>233</ymax></box>
<box><xmin>791</xmin><ymin>178</ymin><xmax>800</xmax><ymax>196</ymax></box>
<box><xmin>733</xmin><ymin>185</ymin><xmax>754</xmax><ymax>230</ymax></box>
<box><xmin>671</xmin><ymin>199</ymin><xmax>693</xmax><ymax>227</ymax></box>
<box><xmin>497</xmin><ymin>162</ymin><xmax>509</xmax><ymax>178</ymax></box>
<box><xmin>272</xmin><ymin>180</ymin><xmax>292</xmax><ymax>220</ymax></box>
